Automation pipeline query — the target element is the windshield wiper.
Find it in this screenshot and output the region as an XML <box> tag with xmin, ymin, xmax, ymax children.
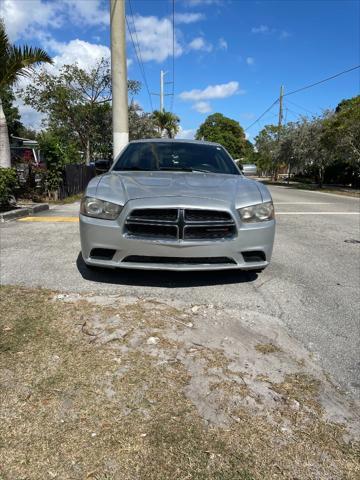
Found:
<box><xmin>159</xmin><ymin>166</ymin><xmax>194</xmax><ymax>172</ymax></box>
<box><xmin>158</xmin><ymin>167</ymin><xmax>212</xmax><ymax>173</ymax></box>
<box><xmin>118</xmin><ymin>167</ymin><xmax>153</xmax><ymax>171</ymax></box>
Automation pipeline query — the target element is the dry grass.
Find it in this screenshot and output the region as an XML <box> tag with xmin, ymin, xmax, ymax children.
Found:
<box><xmin>0</xmin><ymin>286</ymin><xmax>359</xmax><ymax>480</ymax></box>
<box><xmin>255</xmin><ymin>343</ymin><xmax>282</xmax><ymax>354</ymax></box>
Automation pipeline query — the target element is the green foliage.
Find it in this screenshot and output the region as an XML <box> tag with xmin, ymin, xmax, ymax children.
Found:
<box><xmin>322</xmin><ymin>95</ymin><xmax>360</xmax><ymax>166</ymax></box>
<box><xmin>37</xmin><ymin>132</ymin><xmax>74</xmax><ymax>191</ymax></box>
<box><xmin>195</xmin><ymin>113</ymin><xmax>247</xmax><ymax>159</ymax></box>
<box><xmin>21</xmin><ymin>59</ymin><xmax>141</xmax><ymax>164</ymax></box>
<box><xmin>255</xmin><ymin>97</ymin><xmax>359</xmax><ymax>187</ymax></box>
<box><xmin>129</xmin><ymin>102</ymin><xmax>160</xmax><ymax>140</ymax></box>
<box><xmin>152</xmin><ymin>110</ymin><xmax>180</xmax><ymax>138</ymax></box>
<box><xmin>0</xmin><ymin>86</ymin><xmax>23</xmax><ymax>137</ymax></box>
<box><xmin>0</xmin><ymin>20</ymin><xmax>52</xmax><ymax>90</ymax></box>
<box><xmin>0</xmin><ymin>167</ymin><xmax>17</xmax><ymax>206</ymax></box>
<box><xmin>254</xmin><ymin>124</ymin><xmax>280</xmax><ymax>176</ymax></box>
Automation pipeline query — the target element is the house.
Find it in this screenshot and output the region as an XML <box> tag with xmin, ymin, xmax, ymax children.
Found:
<box><xmin>10</xmin><ymin>136</ymin><xmax>41</xmax><ymax>165</ymax></box>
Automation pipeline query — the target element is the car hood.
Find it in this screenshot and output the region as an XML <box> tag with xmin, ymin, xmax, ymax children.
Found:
<box><xmin>88</xmin><ymin>171</ymin><xmax>268</xmax><ymax>208</ymax></box>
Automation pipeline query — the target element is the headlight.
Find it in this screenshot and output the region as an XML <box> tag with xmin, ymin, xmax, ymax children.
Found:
<box><xmin>238</xmin><ymin>201</ymin><xmax>274</xmax><ymax>223</ymax></box>
<box><xmin>80</xmin><ymin>197</ymin><xmax>123</xmax><ymax>220</ymax></box>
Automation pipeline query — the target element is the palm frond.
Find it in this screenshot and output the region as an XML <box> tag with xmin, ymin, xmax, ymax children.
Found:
<box><xmin>0</xmin><ymin>19</ymin><xmax>10</xmax><ymax>60</ymax></box>
<box><xmin>0</xmin><ymin>44</ymin><xmax>53</xmax><ymax>89</ymax></box>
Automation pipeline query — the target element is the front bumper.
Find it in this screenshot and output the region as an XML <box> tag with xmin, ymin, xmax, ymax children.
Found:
<box><xmin>79</xmin><ymin>199</ymin><xmax>275</xmax><ymax>271</ymax></box>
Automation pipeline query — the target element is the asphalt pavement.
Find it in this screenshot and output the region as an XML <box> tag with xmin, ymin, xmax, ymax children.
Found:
<box><xmin>1</xmin><ymin>185</ymin><xmax>359</xmax><ymax>398</ymax></box>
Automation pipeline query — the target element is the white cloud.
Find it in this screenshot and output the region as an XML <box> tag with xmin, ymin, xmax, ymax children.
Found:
<box><xmin>188</xmin><ymin>36</ymin><xmax>213</xmax><ymax>52</ymax></box>
<box><xmin>218</xmin><ymin>38</ymin><xmax>228</xmax><ymax>50</ymax></box>
<box><xmin>0</xmin><ymin>0</ymin><xmax>108</xmax><ymax>41</ymax></box>
<box><xmin>175</xmin><ymin>12</ymin><xmax>205</xmax><ymax>24</ymax></box>
<box><xmin>129</xmin><ymin>15</ymin><xmax>183</xmax><ymax>62</ymax></box>
<box><xmin>246</xmin><ymin>57</ymin><xmax>255</xmax><ymax>65</ymax></box>
<box><xmin>0</xmin><ymin>0</ymin><xmax>63</xmax><ymax>41</ymax></box>
<box><xmin>62</xmin><ymin>0</ymin><xmax>108</xmax><ymax>27</ymax></box>
<box><xmin>49</xmin><ymin>39</ymin><xmax>110</xmax><ymax>72</ymax></box>
<box><xmin>15</xmin><ymin>98</ymin><xmax>45</xmax><ymax>131</ymax></box>
<box><xmin>251</xmin><ymin>24</ymin><xmax>291</xmax><ymax>39</ymax></box>
<box><xmin>176</xmin><ymin>127</ymin><xmax>196</xmax><ymax>140</ymax></box>
<box><xmin>192</xmin><ymin>101</ymin><xmax>212</xmax><ymax>114</ymax></box>
<box><xmin>251</xmin><ymin>25</ymin><xmax>270</xmax><ymax>34</ymax></box>
<box><xmin>180</xmin><ymin>81</ymin><xmax>243</xmax><ymax>101</ymax></box>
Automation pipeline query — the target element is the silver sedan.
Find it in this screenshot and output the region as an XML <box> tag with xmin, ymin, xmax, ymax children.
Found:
<box><xmin>79</xmin><ymin>139</ymin><xmax>275</xmax><ymax>271</ymax></box>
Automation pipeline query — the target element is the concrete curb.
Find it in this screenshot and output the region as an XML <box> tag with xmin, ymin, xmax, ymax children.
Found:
<box><xmin>0</xmin><ymin>203</ymin><xmax>49</xmax><ymax>223</ymax></box>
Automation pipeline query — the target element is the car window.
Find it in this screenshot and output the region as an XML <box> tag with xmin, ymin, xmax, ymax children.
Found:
<box><xmin>113</xmin><ymin>142</ymin><xmax>240</xmax><ymax>175</ymax></box>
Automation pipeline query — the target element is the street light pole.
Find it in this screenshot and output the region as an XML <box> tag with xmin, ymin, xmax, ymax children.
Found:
<box><xmin>110</xmin><ymin>0</ymin><xmax>128</xmax><ymax>160</ymax></box>
<box><xmin>160</xmin><ymin>70</ymin><xmax>168</xmax><ymax>112</ymax></box>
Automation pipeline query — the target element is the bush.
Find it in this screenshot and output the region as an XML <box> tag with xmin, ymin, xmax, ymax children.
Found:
<box><xmin>0</xmin><ymin>167</ymin><xmax>18</xmax><ymax>207</ymax></box>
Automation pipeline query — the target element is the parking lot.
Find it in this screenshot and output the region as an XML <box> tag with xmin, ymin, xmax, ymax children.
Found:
<box><xmin>1</xmin><ymin>185</ymin><xmax>359</xmax><ymax>398</ymax></box>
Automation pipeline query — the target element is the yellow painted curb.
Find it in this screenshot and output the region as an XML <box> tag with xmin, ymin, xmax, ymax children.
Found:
<box><xmin>19</xmin><ymin>216</ymin><xmax>79</xmax><ymax>223</ymax></box>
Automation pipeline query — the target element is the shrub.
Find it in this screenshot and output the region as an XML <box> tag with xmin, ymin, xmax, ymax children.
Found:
<box><xmin>0</xmin><ymin>167</ymin><xmax>18</xmax><ymax>207</ymax></box>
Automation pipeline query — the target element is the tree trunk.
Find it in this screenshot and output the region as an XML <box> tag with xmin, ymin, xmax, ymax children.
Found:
<box><xmin>0</xmin><ymin>98</ymin><xmax>11</xmax><ymax>168</ymax></box>
<box><xmin>85</xmin><ymin>138</ymin><xmax>90</xmax><ymax>165</ymax></box>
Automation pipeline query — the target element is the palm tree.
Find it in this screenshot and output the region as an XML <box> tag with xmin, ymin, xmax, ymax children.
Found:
<box><xmin>152</xmin><ymin>110</ymin><xmax>180</xmax><ymax>139</ymax></box>
<box><xmin>0</xmin><ymin>21</ymin><xmax>52</xmax><ymax>168</ymax></box>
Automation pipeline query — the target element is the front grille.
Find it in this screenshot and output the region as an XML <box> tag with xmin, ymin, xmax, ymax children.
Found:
<box><xmin>184</xmin><ymin>225</ymin><xmax>236</xmax><ymax>240</ymax></box>
<box><xmin>129</xmin><ymin>208</ymin><xmax>178</xmax><ymax>222</ymax></box>
<box><xmin>125</xmin><ymin>208</ymin><xmax>236</xmax><ymax>241</ymax></box>
<box><xmin>185</xmin><ymin>209</ymin><xmax>232</xmax><ymax>222</ymax></box>
<box><xmin>122</xmin><ymin>256</ymin><xmax>236</xmax><ymax>265</ymax></box>
<box><xmin>126</xmin><ymin>223</ymin><xmax>178</xmax><ymax>239</ymax></box>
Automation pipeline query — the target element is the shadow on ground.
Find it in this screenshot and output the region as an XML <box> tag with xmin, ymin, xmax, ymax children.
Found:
<box><xmin>76</xmin><ymin>253</ymin><xmax>258</xmax><ymax>288</ymax></box>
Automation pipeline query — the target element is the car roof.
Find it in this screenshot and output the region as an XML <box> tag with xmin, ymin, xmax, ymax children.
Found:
<box><xmin>129</xmin><ymin>138</ymin><xmax>222</xmax><ymax>147</ymax></box>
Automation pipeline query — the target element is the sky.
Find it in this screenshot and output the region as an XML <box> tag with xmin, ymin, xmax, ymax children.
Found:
<box><xmin>1</xmin><ymin>0</ymin><xmax>359</xmax><ymax>141</ymax></box>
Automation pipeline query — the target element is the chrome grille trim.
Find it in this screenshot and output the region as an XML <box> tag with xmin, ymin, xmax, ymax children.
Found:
<box><xmin>125</xmin><ymin>208</ymin><xmax>237</xmax><ymax>241</ymax></box>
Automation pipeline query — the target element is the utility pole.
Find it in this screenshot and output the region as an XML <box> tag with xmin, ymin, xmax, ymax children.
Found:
<box><xmin>274</xmin><ymin>85</ymin><xmax>284</xmax><ymax>181</ymax></box>
<box><xmin>110</xmin><ymin>0</ymin><xmax>128</xmax><ymax>160</ymax></box>
<box><xmin>160</xmin><ymin>70</ymin><xmax>165</xmax><ymax>112</ymax></box>
<box><xmin>152</xmin><ymin>70</ymin><xmax>172</xmax><ymax>112</ymax></box>
<box><xmin>277</xmin><ymin>85</ymin><xmax>284</xmax><ymax>140</ymax></box>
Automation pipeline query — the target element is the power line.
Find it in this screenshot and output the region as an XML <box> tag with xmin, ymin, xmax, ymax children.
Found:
<box><xmin>126</xmin><ymin>0</ymin><xmax>153</xmax><ymax>111</ymax></box>
<box><xmin>284</xmin><ymin>65</ymin><xmax>360</xmax><ymax>97</ymax></box>
<box><xmin>245</xmin><ymin>65</ymin><xmax>359</xmax><ymax>132</ymax></box>
<box><xmin>285</xmin><ymin>99</ymin><xmax>315</xmax><ymax>115</ymax></box>
<box><xmin>170</xmin><ymin>0</ymin><xmax>175</xmax><ymax>112</ymax></box>
<box><xmin>284</xmin><ymin>106</ymin><xmax>303</xmax><ymax>118</ymax></box>
<box><xmin>244</xmin><ymin>99</ymin><xmax>279</xmax><ymax>131</ymax></box>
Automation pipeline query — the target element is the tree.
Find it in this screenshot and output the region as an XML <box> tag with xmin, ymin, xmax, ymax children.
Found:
<box><xmin>195</xmin><ymin>113</ymin><xmax>247</xmax><ymax>158</ymax></box>
<box><xmin>152</xmin><ymin>110</ymin><xmax>180</xmax><ymax>138</ymax></box>
<box><xmin>0</xmin><ymin>20</ymin><xmax>52</xmax><ymax>168</ymax></box>
<box><xmin>0</xmin><ymin>86</ymin><xmax>23</xmax><ymax>138</ymax></box>
<box><xmin>21</xmin><ymin>59</ymin><xmax>141</xmax><ymax>164</ymax></box>
<box><xmin>323</xmin><ymin>96</ymin><xmax>360</xmax><ymax>166</ymax></box>
<box><xmin>255</xmin><ymin>124</ymin><xmax>281</xmax><ymax>178</ymax></box>
<box><xmin>129</xmin><ymin>102</ymin><xmax>159</xmax><ymax>141</ymax></box>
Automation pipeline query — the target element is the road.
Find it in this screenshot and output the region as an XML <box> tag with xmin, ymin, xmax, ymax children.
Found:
<box><xmin>1</xmin><ymin>185</ymin><xmax>359</xmax><ymax>398</ymax></box>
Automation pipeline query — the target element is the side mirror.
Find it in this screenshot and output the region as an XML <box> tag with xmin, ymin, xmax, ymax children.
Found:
<box><xmin>95</xmin><ymin>159</ymin><xmax>111</xmax><ymax>174</ymax></box>
<box><xmin>239</xmin><ymin>164</ymin><xmax>244</xmax><ymax>172</ymax></box>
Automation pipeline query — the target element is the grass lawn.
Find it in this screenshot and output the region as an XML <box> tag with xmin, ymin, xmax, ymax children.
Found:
<box><xmin>0</xmin><ymin>286</ymin><xmax>359</xmax><ymax>479</ymax></box>
<box><xmin>260</xmin><ymin>179</ymin><xmax>360</xmax><ymax>198</ymax></box>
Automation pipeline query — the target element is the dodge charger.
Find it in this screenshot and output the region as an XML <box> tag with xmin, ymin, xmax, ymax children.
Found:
<box><xmin>79</xmin><ymin>139</ymin><xmax>275</xmax><ymax>271</ymax></box>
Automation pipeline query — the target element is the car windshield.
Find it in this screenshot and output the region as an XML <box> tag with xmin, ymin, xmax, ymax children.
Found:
<box><xmin>112</xmin><ymin>142</ymin><xmax>240</xmax><ymax>175</ymax></box>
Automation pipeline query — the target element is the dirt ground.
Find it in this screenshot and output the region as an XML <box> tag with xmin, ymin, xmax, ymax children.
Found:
<box><xmin>0</xmin><ymin>285</ymin><xmax>359</xmax><ymax>479</ymax></box>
